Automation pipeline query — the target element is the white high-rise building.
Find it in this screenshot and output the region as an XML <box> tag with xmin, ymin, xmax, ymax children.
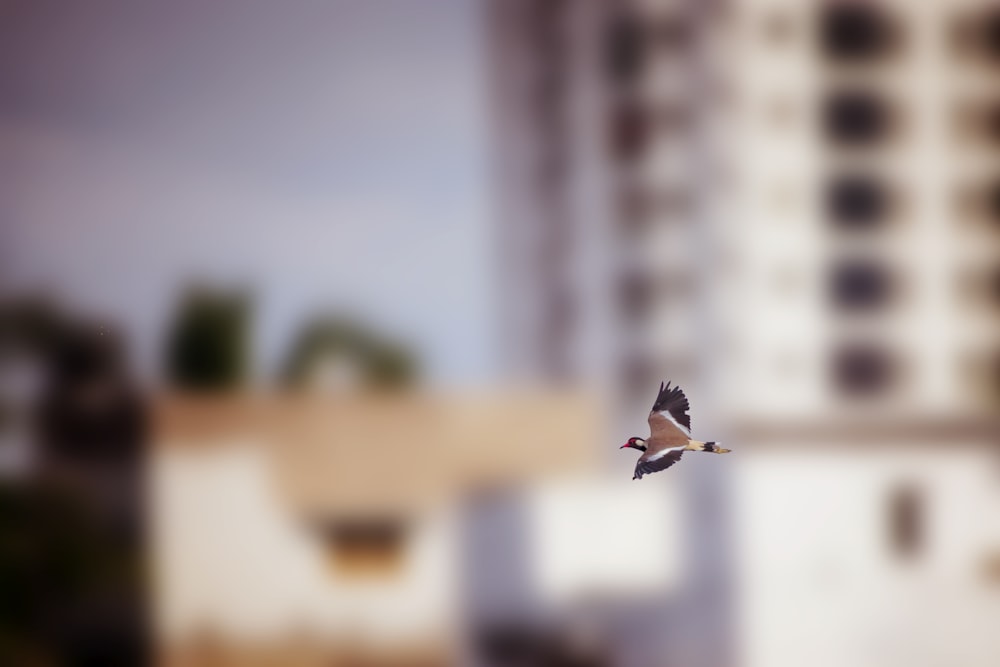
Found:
<box><xmin>489</xmin><ymin>2</ymin><xmax>1000</xmax><ymax>666</ymax></box>
<box><xmin>489</xmin><ymin>0</ymin><xmax>726</xmax><ymax>406</ymax></box>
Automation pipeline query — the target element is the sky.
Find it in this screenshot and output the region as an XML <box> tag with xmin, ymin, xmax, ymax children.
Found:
<box><xmin>0</xmin><ymin>0</ymin><xmax>495</xmax><ymax>384</ymax></box>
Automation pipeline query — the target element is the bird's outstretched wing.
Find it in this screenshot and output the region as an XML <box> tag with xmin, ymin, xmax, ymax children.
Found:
<box><xmin>647</xmin><ymin>381</ymin><xmax>691</xmax><ymax>446</ymax></box>
<box><xmin>633</xmin><ymin>449</ymin><xmax>684</xmax><ymax>480</ymax></box>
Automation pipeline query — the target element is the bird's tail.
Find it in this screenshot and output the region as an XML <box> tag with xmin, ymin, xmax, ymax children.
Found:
<box><xmin>687</xmin><ymin>440</ymin><xmax>731</xmax><ymax>454</ymax></box>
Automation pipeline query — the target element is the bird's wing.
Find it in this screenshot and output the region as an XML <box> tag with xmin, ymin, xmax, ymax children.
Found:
<box><xmin>647</xmin><ymin>381</ymin><xmax>691</xmax><ymax>446</ymax></box>
<box><xmin>634</xmin><ymin>449</ymin><xmax>684</xmax><ymax>479</ymax></box>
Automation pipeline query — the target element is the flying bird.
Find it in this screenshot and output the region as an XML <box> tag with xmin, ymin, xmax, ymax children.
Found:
<box><xmin>621</xmin><ymin>381</ymin><xmax>730</xmax><ymax>480</ymax></box>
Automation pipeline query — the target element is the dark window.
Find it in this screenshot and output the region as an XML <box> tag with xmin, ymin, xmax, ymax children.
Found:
<box><xmin>623</xmin><ymin>355</ymin><xmax>659</xmax><ymax>403</ymax></box>
<box><xmin>832</xmin><ymin>343</ymin><xmax>895</xmax><ymax>395</ymax></box>
<box><xmin>826</xmin><ymin>175</ymin><xmax>890</xmax><ymax>231</ymax></box>
<box><xmin>985</xmin><ymin>10</ymin><xmax>1000</xmax><ymax>61</ymax></box>
<box><xmin>820</xmin><ymin>4</ymin><xmax>897</xmax><ymax>62</ymax></box>
<box><xmin>957</xmin><ymin>8</ymin><xmax>1000</xmax><ymax>64</ymax></box>
<box><xmin>532</xmin><ymin>0</ymin><xmax>566</xmax><ymax>19</ymax></box>
<box><xmin>618</xmin><ymin>273</ymin><xmax>655</xmax><ymax>322</ymax></box>
<box><xmin>992</xmin><ymin>354</ymin><xmax>1000</xmax><ymax>403</ymax></box>
<box><xmin>830</xmin><ymin>260</ymin><xmax>893</xmax><ymax>311</ymax></box>
<box><xmin>477</xmin><ymin>624</ymin><xmax>609</xmax><ymax>667</ymax></box>
<box><xmin>958</xmin><ymin>103</ymin><xmax>1000</xmax><ymax>146</ymax></box>
<box><xmin>988</xmin><ymin>180</ymin><xmax>1000</xmax><ymax>224</ymax></box>
<box><xmin>887</xmin><ymin>484</ymin><xmax>924</xmax><ymax>559</ymax></box>
<box><xmin>823</xmin><ymin>90</ymin><xmax>892</xmax><ymax>146</ymax></box>
<box><xmin>623</xmin><ymin>354</ymin><xmax>695</xmax><ymax>401</ymax></box>
<box><xmin>606</xmin><ymin>13</ymin><xmax>645</xmax><ymax>85</ymax></box>
<box><xmin>318</xmin><ymin>518</ymin><xmax>408</xmax><ymax>577</ymax></box>
<box><xmin>981</xmin><ymin>104</ymin><xmax>1000</xmax><ymax>145</ymax></box>
<box><xmin>609</xmin><ymin>103</ymin><xmax>650</xmax><ymax>162</ymax></box>
<box><xmin>989</xmin><ymin>267</ymin><xmax>1000</xmax><ymax>308</ymax></box>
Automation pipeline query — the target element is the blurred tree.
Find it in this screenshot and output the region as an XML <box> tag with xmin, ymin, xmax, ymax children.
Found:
<box><xmin>0</xmin><ymin>295</ymin><xmax>149</xmax><ymax>666</ymax></box>
<box><xmin>0</xmin><ymin>296</ymin><xmax>65</xmax><ymax>356</ymax></box>
<box><xmin>280</xmin><ymin>315</ymin><xmax>417</xmax><ymax>390</ymax></box>
<box><xmin>0</xmin><ymin>479</ymin><xmax>147</xmax><ymax>666</ymax></box>
<box><xmin>163</xmin><ymin>287</ymin><xmax>250</xmax><ymax>390</ymax></box>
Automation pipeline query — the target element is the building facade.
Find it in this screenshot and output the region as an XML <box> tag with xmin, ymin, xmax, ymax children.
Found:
<box><xmin>489</xmin><ymin>2</ymin><xmax>1000</xmax><ymax>666</ymax></box>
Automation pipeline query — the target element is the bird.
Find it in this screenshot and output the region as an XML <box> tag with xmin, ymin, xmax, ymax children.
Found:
<box><xmin>620</xmin><ymin>381</ymin><xmax>730</xmax><ymax>480</ymax></box>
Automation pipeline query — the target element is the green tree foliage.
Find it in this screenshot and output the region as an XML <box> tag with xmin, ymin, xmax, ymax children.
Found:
<box><xmin>0</xmin><ymin>480</ymin><xmax>147</xmax><ymax>666</ymax></box>
<box><xmin>163</xmin><ymin>288</ymin><xmax>249</xmax><ymax>390</ymax></box>
<box><xmin>280</xmin><ymin>315</ymin><xmax>417</xmax><ymax>390</ymax></box>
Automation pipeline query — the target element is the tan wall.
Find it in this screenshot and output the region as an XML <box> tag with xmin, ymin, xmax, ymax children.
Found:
<box><xmin>151</xmin><ymin>393</ymin><xmax>603</xmax><ymax>660</ymax></box>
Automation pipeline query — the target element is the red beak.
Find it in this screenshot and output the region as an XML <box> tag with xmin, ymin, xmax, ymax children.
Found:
<box><xmin>619</xmin><ymin>443</ymin><xmax>629</xmax><ymax>449</ymax></box>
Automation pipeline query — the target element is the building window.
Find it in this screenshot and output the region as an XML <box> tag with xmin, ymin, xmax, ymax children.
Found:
<box><xmin>820</xmin><ymin>4</ymin><xmax>898</xmax><ymax>62</ymax></box>
<box><xmin>976</xmin><ymin>103</ymin><xmax>1000</xmax><ymax>147</ymax></box>
<box><xmin>823</xmin><ymin>89</ymin><xmax>893</xmax><ymax>146</ymax></box>
<box><xmin>829</xmin><ymin>260</ymin><xmax>893</xmax><ymax>311</ymax></box>
<box><xmin>989</xmin><ymin>266</ymin><xmax>1000</xmax><ymax>309</ymax></box>
<box><xmin>987</xmin><ymin>180</ymin><xmax>1000</xmax><ymax>226</ymax></box>
<box><xmin>962</xmin><ymin>349</ymin><xmax>1000</xmax><ymax>407</ymax></box>
<box><xmin>605</xmin><ymin>12</ymin><xmax>645</xmax><ymax>85</ymax></box>
<box><xmin>622</xmin><ymin>355</ymin><xmax>660</xmax><ymax>405</ymax></box>
<box><xmin>609</xmin><ymin>102</ymin><xmax>649</xmax><ymax>163</ymax></box>
<box><xmin>991</xmin><ymin>354</ymin><xmax>1000</xmax><ymax>407</ymax></box>
<box><xmin>953</xmin><ymin>8</ymin><xmax>1000</xmax><ymax>65</ymax></box>
<box><xmin>980</xmin><ymin>10</ymin><xmax>1000</xmax><ymax>62</ymax></box>
<box><xmin>887</xmin><ymin>484</ymin><xmax>924</xmax><ymax>560</ymax></box>
<box><xmin>317</xmin><ymin>518</ymin><xmax>408</xmax><ymax>578</ymax></box>
<box><xmin>826</xmin><ymin>175</ymin><xmax>891</xmax><ymax>231</ymax></box>
<box><xmin>618</xmin><ymin>272</ymin><xmax>655</xmax><ymax>323</ymax></box>
<box><xmin>476</xmin><ymin>623</ymin><xmax>609</xmax><ymax>667</ymax></box>
<box><xmin>982</xmin><ymin>551</ymin><xmax>1000</xmax><ymax>585</ymax></box>
<box><xmin>623</xmin><ymin>354</ymin><xmax>695</xmax><ymax>406</ymax></box>
<box><xmin>832</xmin><ymin>343</ymin><xmax>895</xmax><ymax>396</ymax></box>
<box><xmin>956</xmin><ymin>101</ymin><xmax>1000</xmax><ymax>148</ymax></box>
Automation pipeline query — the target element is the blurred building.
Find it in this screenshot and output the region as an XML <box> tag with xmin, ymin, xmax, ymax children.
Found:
<box><xmin>489</xmin><ymin>1</ymin><xmax>1000</xmax><ymax>666</ymax></box>
<box><xmin>154</xmin><ymin>393</ymin><xmax>690</xmax><ymax>667</ymax></box>
<box><xmin>489</xmin><ymin>0</ymin><xmax>725</xmax><ymax>406</ymax></box>
<box><xmin>729</xmin><ymin>3</ymin><xmax>1000</xmax><ymax>666</ymax></box>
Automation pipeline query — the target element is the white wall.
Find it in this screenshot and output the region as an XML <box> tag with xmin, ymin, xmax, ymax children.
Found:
<box><xmin>735</xmin><ymin>444</ymin><xmax>1000</xmax><ymax>667</ymax></box>
<box><xmin>152</xmin><ymin>443</ymin><xmax>458</xmax><ymax>647</ymax></box>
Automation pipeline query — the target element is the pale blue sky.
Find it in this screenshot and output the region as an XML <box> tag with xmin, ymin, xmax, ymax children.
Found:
<box><xmin>0</xmin><ymin>0</ymin><xmax>496</xmax><ymax>384</ymax></box>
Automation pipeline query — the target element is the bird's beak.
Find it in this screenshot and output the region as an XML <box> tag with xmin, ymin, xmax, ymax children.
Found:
<box><xmin>619</xmin><ymin>443</ymin><xmax>629</xmax><ymax>449</ymax></box>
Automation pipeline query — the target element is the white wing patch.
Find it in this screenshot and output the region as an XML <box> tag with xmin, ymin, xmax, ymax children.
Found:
<box><xmin>647</xmin><ymin>445</ymin><xmax>687</xmax><ymax>461</ymax></box>
<box><xmin>657</xmin><ymin>409</ymin><xmax>691</xmax><ymax>437</ymax></box>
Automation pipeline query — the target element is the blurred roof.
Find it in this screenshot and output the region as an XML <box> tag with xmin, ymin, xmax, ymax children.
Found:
<box><xmin>154</xmin><ymin>392</ymin><xmax>602</xmax><ymax>516</ymax></box>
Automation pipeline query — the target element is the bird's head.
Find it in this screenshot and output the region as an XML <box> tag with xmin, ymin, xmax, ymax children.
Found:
<box><xmin>620</xmin><ymin>437</ymin><xmax>647</xmax><ymax>452</ymax></box>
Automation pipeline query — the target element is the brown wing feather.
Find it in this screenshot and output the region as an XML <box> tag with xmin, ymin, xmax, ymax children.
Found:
<box><xmin>646</xmin><ymin>381</ymin><xmax>691</xmax><ymax>450</ymax></box>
